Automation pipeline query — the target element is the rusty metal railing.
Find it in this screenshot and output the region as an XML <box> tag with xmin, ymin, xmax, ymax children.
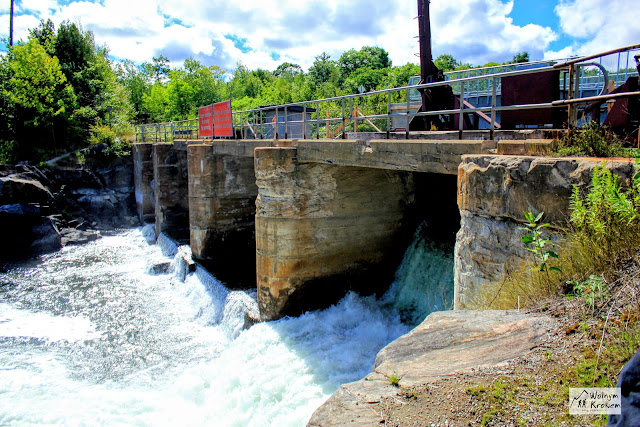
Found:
<box><xmin>136</xmin><ymin>43</ymin><xmax>640</xmax><ymax>143</ymax></box>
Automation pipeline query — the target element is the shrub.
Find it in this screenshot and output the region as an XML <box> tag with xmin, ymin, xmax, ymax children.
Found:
<box><xmin>473</xmin><ymin>163</ymin><xmax>640</xmax><ymax>310</ymax></box>
<box><xmin>555</xmin><ymin>122</ymin><xmax>627</xmax><ymax>158</ymax></box>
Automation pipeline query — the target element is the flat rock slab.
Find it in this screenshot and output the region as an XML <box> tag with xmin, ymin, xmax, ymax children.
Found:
<box><xmin>308</xmin><ymin>310</ymin><xmax>555</xmax><ymax>426</ymax></box>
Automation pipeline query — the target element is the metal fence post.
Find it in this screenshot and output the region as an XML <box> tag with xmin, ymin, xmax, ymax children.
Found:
<box><xmin>387</xmin><ymin>91</ymin><xmax>391</xmax><ymax>139</ymax></box>
<box><xmin>491</xmin><ymin>77</ymin><xmax>497</xmax><ymax>141</ymax></box>
<box><xmin>459</xmin><ymin>81</ymin><xmax>465</xmax><ymax>139</ymax></box>
<box><xmin>303</xmin><ymin>105</ymin><xmax>307</xmax><ymax>139</ymax></box>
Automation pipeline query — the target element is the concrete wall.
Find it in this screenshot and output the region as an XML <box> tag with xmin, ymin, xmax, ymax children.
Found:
<box><xmin>187</xmin><ymin>140</ymin><xmax>276</xmax><ymax>287</ymax></box>
<box><xmin>153</xmin><ymin>141</ymin><xmax>190</xmax><ymax>242</ymax></box>
<box><xmin>297</xmin><ymin>139</ymin><xmax>487</xmax><ymax>175</ymax></box>
<box><xmin>132</xmin><ymin>143</ymin><xmax>155</xmax><ymax>224</ymax></box>
<box><xmin>254</xmin><ymin>146</ymin><xmax>419</xmax><ymax>320</ymax></box>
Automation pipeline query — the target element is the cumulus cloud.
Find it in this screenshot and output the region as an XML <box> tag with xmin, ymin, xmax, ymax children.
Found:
<box><xmin>429</xmin><ymin>0</ymin><xmax>557</xmax><ymax>65</ymax></box>
<box><xmin>2</xmin><ymin>0</ymin><xmax>634</xmax><ymax>76</ymax></box>
<box><xmin>554</xmin><ymin>0</ymin><xmax>640</xmax><ymax>56</ymax></box>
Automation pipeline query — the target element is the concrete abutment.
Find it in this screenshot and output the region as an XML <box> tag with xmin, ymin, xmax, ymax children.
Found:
<box><xmin>254</xmin><ymin>146</ymin><xmax>437</xmax><ymax>320</ymax></box>
<box><xmin>187</xmin><ymin>140</ymin><xmax>276</xmax><ymax>286</ymax></box>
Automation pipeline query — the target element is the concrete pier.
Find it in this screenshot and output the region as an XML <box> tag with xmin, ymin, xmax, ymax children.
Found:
<box><xmin>187</xmin><ymin>140</ymin><xmax>276</xmax><ymax>286</ymax></box>
<box><xmin>132</xmin><ymin>143</ymin><xmax>155</xmax><ymax>224</ymax></box>
<box><xmin>254</xmin><ymin>146</ymin><xmax>420</xmax><ymax>320</ymax></box>
<box><xmin>153</xmin><ymin>141</ymin><xmax>189</xmax><ymax>242</ymax></box>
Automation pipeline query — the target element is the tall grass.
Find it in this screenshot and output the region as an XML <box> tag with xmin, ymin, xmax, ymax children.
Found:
<box><xmin>473</xmin><ymin>163</ymin><xmax>640</xmax><ymax>310</ymax></box>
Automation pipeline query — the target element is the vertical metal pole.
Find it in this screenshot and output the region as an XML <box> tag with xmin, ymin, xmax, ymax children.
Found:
<box><xmin>616</xmin><ymin>52</ymin><xmax>621</xmax><ymax>87</ymax></box>
<box><xmin>490</xmin><ymin>77</ymin><xmax>497</xmax><ymax>141</ymax></box>
<box><xmin>458</xmin><ymin>81</ymin><xmax>465</xmax><ymax>139</ymax></box>
<box><xmin>349</xmin><ymin>97</ymin><xmax>353</xmax><ymax>137</ymax></box>
<box><xmin>341</xmin><ymin>98</ymin><xmax>346</xmax><ymax>139</ymax></box>
<box><xmin>9</xmin><ymin>0</ymin><xmax>14</xmax><ymax>46</ymax></box>
<box><xmin>387</xmin><ymin>91</ymin><xmax>391</xmax><ymax>139</ymax></box>
<box><xmin>568</xmin><ymin>64</ymin><xmax>575</xmax><ymax>133</ymax></box>
<box><xmin>326</xmin><ymin>109</ymin><xmax>330</xmax><ymax>138</ymax></box>
<box><xmin>303</xmin><ymin>105</ymin><xmax>307</xmax><ymax>139</ymax></box>
<box><xmin>405</xmin><ymin>87</ymin><xmax>410</xmax><ymax>139</ymax></box>
<box><xmin>275</xmin><ymin>107</ymin><xmax>279</xmax><ymax>139</ymax></box>
<box><xmin>624</xmin><ymin>52</ymin><xmax>630</xmax><ymax>82</ymax></box>
<box><xmin>284</xmin><ymin>106</ymin><xmax>288</xmax><ymax>140</ymax></box>
<box><xmin>316</xmin><ymin>102</ymin><xmax>320</xmax><ymax>139</ymax></box>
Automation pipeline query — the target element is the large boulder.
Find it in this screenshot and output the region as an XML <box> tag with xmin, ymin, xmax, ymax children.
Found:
<box><xmin>308</xmin><ymin>310</ymin><xmax>554</xmax><ymax>426</ymax></box>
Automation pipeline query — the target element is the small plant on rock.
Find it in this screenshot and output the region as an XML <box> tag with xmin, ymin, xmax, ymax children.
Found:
<box><xmin>388</xmin><ymin>373</ymin><xmax>400</xmax><ymax>387</ymax></box>
<box><xmin>520</xmin><ymin>210</ymin><xmax>562</xmax><ymax>276</ymax></box>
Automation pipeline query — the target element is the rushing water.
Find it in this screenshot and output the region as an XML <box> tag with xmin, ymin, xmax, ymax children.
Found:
<box><xmin>0</xmin><ymin>225</ymin><xmax>453</xmax><ymax>426</ymax></box>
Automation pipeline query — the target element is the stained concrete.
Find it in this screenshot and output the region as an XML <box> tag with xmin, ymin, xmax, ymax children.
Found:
<box><xmin>187</xmin><ymin>140</ymin><xmax>276</xmax><ymax>287</ymax></box>
<box><xmin>153</xmin><ymin>141</ymin><xmax>189</xmax><ymax>242</ymax></box>
<box><xmin>254</xmin><ymin>146</ymin><xmax>419</xmax><ymax>320</ymax></box>
<box><xmin>132</xmin><ymin>143</ymin><xmax>155</xmax><ymax>224</ymax></box>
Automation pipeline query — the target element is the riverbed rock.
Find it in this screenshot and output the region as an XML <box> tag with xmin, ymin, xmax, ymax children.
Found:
<box><xmin>307</xmin><ymin>310</ymin><xmax>554</xmax><ymax>426</ymax></box>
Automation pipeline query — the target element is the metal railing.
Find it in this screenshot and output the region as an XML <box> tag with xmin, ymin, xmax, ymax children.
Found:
<box><xmin>135</xmin><ymin>43</ymin><xmax>640</xmax><ymax>143</ymax></box>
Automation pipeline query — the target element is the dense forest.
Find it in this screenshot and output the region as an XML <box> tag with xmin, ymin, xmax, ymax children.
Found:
<box><xmin>0</xmin><ymin>20</ymin><xmax>529</xmax><ymax>164</ymax></box>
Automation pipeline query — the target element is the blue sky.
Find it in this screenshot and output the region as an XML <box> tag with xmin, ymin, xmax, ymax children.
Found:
<box><xmin>1</xmin><ymin>0</ymin><xmax>638</xmax><ymax>73</ymax></box>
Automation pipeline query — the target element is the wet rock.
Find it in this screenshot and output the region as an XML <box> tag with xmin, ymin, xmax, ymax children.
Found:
<box><xmin>59</xmin><ymin>227</ymin><xmax>101</xmax><ymax>246</ymax></box>
<box><xmin>147</xmin><ymin>261</ymin><xmax>172</xmax><ymax>275</ymax></box>
<box><xmin>308</xmin><ymin>310</ymin><xmax>554</xmax><ymax>427</ymax></box>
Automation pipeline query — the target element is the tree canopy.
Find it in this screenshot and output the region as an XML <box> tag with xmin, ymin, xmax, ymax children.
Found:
<box><xmin>0</xmin><ymin>19</ymin><xmax>534</xmax><ymax>164</ymax></box>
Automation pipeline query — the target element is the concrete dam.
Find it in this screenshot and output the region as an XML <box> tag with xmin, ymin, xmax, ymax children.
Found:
<box><xmin>133</xmin><ymin>137</ymin><xmax>637</xmax><ymax>321</ymax></box>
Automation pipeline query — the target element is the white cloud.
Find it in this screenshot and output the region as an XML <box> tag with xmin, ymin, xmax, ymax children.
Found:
<box><xmin>429</xmin><ymin>0</ymin><xmax>556</xmax><ymax>65</ymax></box>
<box><xmin>555</xmin><ymin>0</ymin><xmax>640</xmax><ymax>56</ymax></box>
<box><xmin>3</xmin><ymin>0</ymin><xmax>634</xmax><ymax>75</ymax></box>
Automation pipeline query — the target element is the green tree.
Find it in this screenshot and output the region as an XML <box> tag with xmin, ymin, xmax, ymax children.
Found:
<box><xmin>511</xmin><ymin>52</ymin><xmax>530</xmax><ymax>64</ymax></box>
<box><xmin>142</xmin><ymin>83</ymin><xmax>169</xmax><ymax>123</ymax></box>
<box><xmin>117</xmin><ymin>59</ymin><xmax>152</xmax><ymax>123</ymax></box>
<box><xmin>308</xmin><ymin>52</ymin><xmax>336</xmax><ymax>86</ymax></box>
<box><xmin>338</xmin><ymin>46</ymin><xmax>391</xmax><ymax>82</ymax></box>
<box><xmin>434</xmin><ymin>54</ymin><xmax>458</xmax><ymax>72</ymax></box>
<box><xmin>2</xmin><ymin>40</ymin><xmax>76</xmax><ymax>160</ymax></box>
<box><xmin>143</xmin><ymin>55</ymin><xmax>171</xmax><ymax>83</ymax></box>
<box><xmin>29</xmin><ymin>19</ymin><xmax>56</xmax><ymax>56</ymax></box>
<box><xmin>273</xmin><ymin>62</ymin><xmax>303</xmax><ymax>80</ymax></box>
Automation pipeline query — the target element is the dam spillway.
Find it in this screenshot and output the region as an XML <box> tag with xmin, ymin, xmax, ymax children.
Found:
<box><xmin>133</xmin><ymin>137</ymin><xmax>637</xmax><ymax>320</ymax></box>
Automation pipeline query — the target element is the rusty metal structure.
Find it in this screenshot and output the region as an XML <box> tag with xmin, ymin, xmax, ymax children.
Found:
<box><xmin>409</xmin><ymin>0</ymin><xmax>455</xmax><ymax>131</ymax></box>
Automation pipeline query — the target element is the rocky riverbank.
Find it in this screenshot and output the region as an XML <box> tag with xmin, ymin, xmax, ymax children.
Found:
<box><xmin>0</xmin><ymin>147</ymin><xmax>138</xmax><ymax>260</ymax></box>
<box><xmin>308</xmin><ymin>310</ymin><xmax>556</xmax><ymax>426</ymax></box>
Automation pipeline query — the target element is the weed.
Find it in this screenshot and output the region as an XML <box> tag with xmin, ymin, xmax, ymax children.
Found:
<box><xmin>574</xmin><ymin>275</ymin><xmax>609</xmax><ymax>311</ymax></box>
<box><xmin>466</xmin><ymin>385</ymin><xmax>486</xmax><ymax>396</ymax></box>
<box><xmin>555</xmin><ymin>122</ymin><xmax>626</xmax><ymax>158</ymax></box>
<box><xmin>388</xmin><ymin>373</ymin><xmax>399</xmax><ymax>387</ymax></box>
<box><xmin>520</xmin><ymin>210</ymin><xmax>562</xmax><ymax>276</ymax></box>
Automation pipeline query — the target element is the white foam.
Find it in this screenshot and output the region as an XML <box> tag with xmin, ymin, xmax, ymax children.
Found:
<box><xmin>0</xmin><ymin>226</ymin><xmax>445</xmax><ymax>425</ymax></box>
<box><xmin>0</xmin><ymin>303</ymin><xmax>101</xmax><ymax>342</ymax></box>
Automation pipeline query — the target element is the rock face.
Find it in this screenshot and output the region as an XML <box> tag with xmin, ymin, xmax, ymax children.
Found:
<box><xmin>0</xmin><ymin>165</ymin><xmax>61</xmax><ymax>257</ymax></box>
<box><xmin>455</xmin><ymin>155</ymin><xmax>637</xmax><ymax>309</ymax></box>
<box><xmin>254</xmin><ymin>147</ymin><xmax>418</xmax><ymax>320</ymax></box>
<box><xmin>308</xmin><ymin>310</ymin><xmax>555</xmax><ymax>426</ymax></box>
<box><xmin>0</xmin><ymin>151</ymin><xmax>137</xmax><ymax>259</ymax></box>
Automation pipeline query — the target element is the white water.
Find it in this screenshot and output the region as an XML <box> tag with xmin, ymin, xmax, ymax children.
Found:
<box><xmin>0</xmin><ymin>226</ymin><xmax>452</xmax><ymax>426</ymax></box>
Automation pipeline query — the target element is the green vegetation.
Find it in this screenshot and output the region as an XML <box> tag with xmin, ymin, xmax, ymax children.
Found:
<box><xmin>388</xmin><ymin>373</ymin><xmax>400</xmax><ymax>387</ymax></box>
<box><xmin>519</xmin><ymin>211</ymin><xmax>561</xmax><ymax>277</ymax></box>
<box><xmin>554</xmin><ymin>122</ymin><xmax>638</xmax><ymax>158</ymax></box>
<box><xmin>465</xmin><ymin>163</ymin><xmax>640</xmax><ymax>424</ymax></box>
<box><xmin>1</xmin><ymin>17</ymin><xmax>535</xmax><ymax>165</ymax></box>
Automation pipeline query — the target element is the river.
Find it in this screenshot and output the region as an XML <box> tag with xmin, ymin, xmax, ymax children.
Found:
<box><xmin>0</xmin><ymin>224</ymin><xmax>453</xmax><ymax>426</ymax></box>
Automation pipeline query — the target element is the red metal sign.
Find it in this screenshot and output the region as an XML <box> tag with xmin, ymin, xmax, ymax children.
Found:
<box><xmin>198</xmin><ymin>105</ymin><xmax>214</xmax><ymax>138</ymax></box>
<box><xmin>213</xmin><ymin>100</ymin><xmax>234</xmax><ymax>138</ymax></box>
